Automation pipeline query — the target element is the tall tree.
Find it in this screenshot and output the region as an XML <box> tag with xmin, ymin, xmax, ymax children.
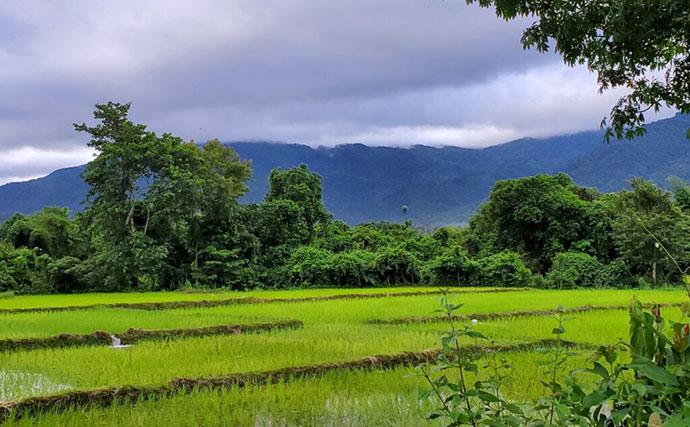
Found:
<box><xmin>264</xmin><ymin>164</ymin><xmax>331</xmax><ymax>243</ymax></box>
<box><xmin>609</xmin><ymin>178</ymin><xmax>690</xmax><ymax>285</ymax></box>
<box><xmin>75</xmin><ymin>103</ymin><xmax>199</xmax><ymax>289</ymax></box>
<box><xmin>178</xmin><ymin>140</ymin><xmax>253</xmax><ymax>287</ymax></box>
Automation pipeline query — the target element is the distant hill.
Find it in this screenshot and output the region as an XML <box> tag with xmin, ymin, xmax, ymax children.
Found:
<box><xmin>1</xmin><ymin>114</ymin><xmax>689</xmax><ymax>226</ymax></box>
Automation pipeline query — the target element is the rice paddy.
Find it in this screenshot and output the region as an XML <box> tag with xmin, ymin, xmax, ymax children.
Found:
<box><xmin>0</xmin><ymin>287</ymin><xmax>686</xmax><ymax>426</ymax></box>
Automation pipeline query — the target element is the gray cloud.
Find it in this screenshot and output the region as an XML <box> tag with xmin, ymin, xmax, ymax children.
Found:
<box><xmin>0</xmin><ymin>0</ymin><xmax>673</xmax><ymax>184</ymax></box>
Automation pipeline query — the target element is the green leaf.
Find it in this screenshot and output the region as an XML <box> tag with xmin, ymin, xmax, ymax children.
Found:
<box><xmin>581</xmin><ymin>390</ymin><xmax>613</xmax><ymax>408</ymax></box>
<box><xmin>466</xmin><ymin>330</ymin><xmax>488</xmax><ymax>340</ymax></box>
<box><xmin>418</xmin><ymin>390</ymin><xmax>432</xmax><ymax>400</ymax></box>
<box><xmin>663</xmin><ymin>413</ymin><xmax>687</xmax><ymax>427</ymax></box>
<box><xmin>476</xmin><ymin>390</ymin><xmax>500</xmax><ymax>403</ymax></box>
<box><xmin>632</xmin><ymin>383</ymin><xmax>647</xmax><ymax>396</ymax></box>
<box><xmin>428</xmin><ymin>411</ymin><xmax>443</xmax><ymax>420</ymax></box>
<box><xmin>611</xmin><ymin>408</ymin><xmax>629</xmax><ymax>424</ymax></box>
<box><xmin>629</xmin><ymin>359</ymin><xmax>679</xmax><ymax>386</ymax></box>
<box><xmin>589</xmin><ymin>362</ymin><xmax>610</xmax><ymax>379</ymax></box>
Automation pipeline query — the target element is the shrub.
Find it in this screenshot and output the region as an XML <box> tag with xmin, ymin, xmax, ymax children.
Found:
<box><xmin>375</xmin><ymin>246</ymin><xmax>422</xmax><ymax>286</ymax></box>
<box><xmin>45</xmin><ymin>256</ymin><xmax>89</xmax><ymax>293</ymax></box>
<box><xmin>424</xmin><ymin>247</ymin><xmax>480</xmax><ymax>286</ymax></box>
<box><xmin>475</xmin><ymin>251</ymin><xmax>532</xmax><ymax>287</ymax></box>
<box><xmin>544</xmin><ymin>251</ymin><xmax>604</xmax><ymax>289</ymax></box>
<box><xmin>281</xmin><ymin>246</ymin><xmax>332</xmax><ymax>288</ymax></box>
<box><xmin>324</xmin><ymin>250</ymin><xmax>377</xmax><ymax>287</ymax></box>
<box><xmin>594</xmin><ymin>258</ymin><xmax>638</xmax><ymax>288</ymax></box>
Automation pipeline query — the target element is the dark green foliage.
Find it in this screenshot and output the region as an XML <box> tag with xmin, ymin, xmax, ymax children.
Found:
<box><xmin>593</xmin><ymin>259</ymin><xmax>637</xmax><ymax>289</ymax></box>
<box><xmin>324</xmin><ymin>250</ymin><xmax>377</xmax><ymax>288</ymax></box>
<box><xmin>544</xmin><ymin>252</ymin><xmax>604</xmax><ymax>289</ymax></box>
<box><xmin>609</xmin><ymin>178</ymin><xmax>690</xmax><ymax>285</ymax></box>
<box><xmin>374</xmin><ymin>247</ymin><xmax>421</xmax><ymax>286</ymax></box>
<box><xmin>424</xmin><ymin>247</ymin><xmax>479</xmax><ymax>287</ymax></box>
<box><xmin>467</xmin><ymin>173</ymin><xmax>613</xmax><ymax>273</ymax></box>
<box><xmin>0</xmin><ymin>208</ymin><xmax>81</xmax><ymax>259</ymax></box>
<box><xmin>264</xmin><ymin>164</ymin><xmax>330</xmax><ymax>242</ymax></box>
<box><xmin>668</xmin><ymin>176</ymin><xmax>690</xmax><ymax>212</ymax></box>
<box><xmin>282</xmin><ymin>246</ymin><xmax>332</xmax><ymax>288</ymax></box>
<box><xmin>0</xmin><ymin>246</ymin><xmax>50</xmax><ymax>294</ymax></box>
<box><xmin>1</xmin><ymin>103</ymin><xmax>688</xmax><ymax>292</ymax></box>
<box><xmin>475</xmin><ymin>252</ymin><xmax>533</xmax><ymax>288</ymax></box>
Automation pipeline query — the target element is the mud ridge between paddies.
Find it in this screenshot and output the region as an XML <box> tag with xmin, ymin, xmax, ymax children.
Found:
<box><xmin>0</xmin><ymin>288</ymin><xmax>527</xmax><ymax>314</ymax></box>
<box><xmin>0</xmin><ymin>338</ymin><xmax>592</xmax><ymax>422</ymax></box>
<box><xmin>0</xmin><ymin>320</ymin><xmax>303</xmax><ymax>353</ymax></box>
<box><xmin>365</xmin><ymin>302</ymin><xmax>684</xmax><ymax>325</ymax></box>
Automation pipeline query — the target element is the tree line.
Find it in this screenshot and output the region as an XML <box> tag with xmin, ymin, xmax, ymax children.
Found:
<box><xmin>1</xmin><ymin>103</ymin><xmax>689</xmax><ymax>294</ymax></box>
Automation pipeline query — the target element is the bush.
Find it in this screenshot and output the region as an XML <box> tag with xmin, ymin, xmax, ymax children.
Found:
<box><xmin>324</xmin><ymin>250</ymin><xmax>377</xmax><ymax>287</ymax></box>
<box><xmin>544</xmin><ymin>251</ymin><xmax>604</xmax><ymax>289</ymax></box>
<box><xmin>283</xmin><ymin>248</ymin><xmax>377</xmax><ymax>288</ymax></box>
<box><xmin>45</xmin><ymin>256</ymin><xmax>89</xmax><ymax>293</ymax></box>
<box><xmin>375</xmin><ymin>246</ymin><xmax>422</xmax><ymax>286</ymax></box>
<box><xmin>282</xmin><ymin>246</ymin><xmax>332</xmax><ymax>288</ymax></box>
<box><xmin>0</xmin><ymin>245</ymin><xmax>53</xmax><ymax>294</ymax></box>
<box><xmin>424</xmin><ymin>247</ymin><xmax>480</xmax><ymax>286</ymax></box>
<box><xmin>594</xmin><ymin>258</ymin><xmax>638</xmax><ymax>288</ymax></box>
<box><xmin>475</xmin><ymin>252</ymin><xmax>532</xmax><ymax>287</ymax></box>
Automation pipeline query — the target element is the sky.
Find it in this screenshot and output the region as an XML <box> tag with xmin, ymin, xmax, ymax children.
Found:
<box><xmin>0</xmin><ymin>0</ymin><xmax>674</xmax><ymax>185</ymax></box>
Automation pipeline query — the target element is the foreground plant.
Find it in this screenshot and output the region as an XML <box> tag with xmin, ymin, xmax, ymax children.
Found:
<box><xmin>419</xmin><ymin>291</ymin><xmax>690</xmax><ymax>426</ymax></box>
<box><xmin>417</xmin><ymin>291</ymin><xmax>533</xmax><ymax>426</ymax></box>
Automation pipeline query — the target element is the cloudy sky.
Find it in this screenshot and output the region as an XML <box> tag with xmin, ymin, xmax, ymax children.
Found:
<box><xmin>0</xmin><ymin>1</ymin><xmax>673</xmax><ymax>185</ymax></box>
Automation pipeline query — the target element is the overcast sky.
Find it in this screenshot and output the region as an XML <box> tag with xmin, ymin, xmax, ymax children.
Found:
<box><xmin>0</xmin><ymin>1</ymin><xmax>673</xmax><ymax>185</ymax></box>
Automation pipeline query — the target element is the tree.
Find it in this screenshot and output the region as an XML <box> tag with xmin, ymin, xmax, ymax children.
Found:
<box><xmin>178</xmin><ymin>139</ymin><xmax>253</xmax><ymax>287</ymax></box>
<box><xmin>74</xmin><ymin>103</ymin><xmax>252</xmax><ymax>290</ymax></box>
<box><xmin>609</xmin><ymin>178</ymin><xmax>690</xmax><ymax>285</ymax></box>
<box><xmin>466</xmin><ymin>173</ymin><xmax>614</xmax><ymax>273</ymax></box>
<box><xmin>668</xmin><ymin>176</ymin><xmax>690</xmax><ymax>212</ymax></box>
<box><xmin>265</xmin><ymin>164</ymin><xmax>331</xmax><ymax>242</ymax></box>
<box><xmin>468</xmin><ymin>0</ymin><xmax>690</xmax><ymax>140</ymax></box>
<box><xmin>0</xmin><ymin>207</ymin><xmax>80</xmax><ymax>259</ymax></box>
<box><xmin>75</xmin><ymin>102</ymin><xmax>160</xmax><ymax>239</ymax></box>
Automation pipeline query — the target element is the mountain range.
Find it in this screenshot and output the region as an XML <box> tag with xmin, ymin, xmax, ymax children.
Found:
<box><xmin>1</xmin><ymin>113</ymin><xmax>689</xmax><ymax>226</ymax></box>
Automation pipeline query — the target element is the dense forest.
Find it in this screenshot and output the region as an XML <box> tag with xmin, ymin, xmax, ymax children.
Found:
<box><xmin>1</xmin><ymin>103</ymin><xmax>689</xmax><ymax>294</ymax></box>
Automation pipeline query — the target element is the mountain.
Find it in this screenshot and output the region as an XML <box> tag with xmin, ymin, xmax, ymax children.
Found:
<box><xmin>1</xmin><ymin>114</ymin><xmax>689</xmax><ymax>226</ymax></box>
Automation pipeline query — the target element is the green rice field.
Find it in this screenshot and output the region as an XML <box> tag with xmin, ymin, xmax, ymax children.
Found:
<box><xmin>0</xmin><ymin>287</ymin><xmax>687</xmax><ymax>426</ymax></box>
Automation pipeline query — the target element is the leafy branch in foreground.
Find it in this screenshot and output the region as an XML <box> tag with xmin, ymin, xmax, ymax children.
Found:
<box><xmin>465</xmin><ymin>0</ymin><xmax>690</xmax><ymax>141</ymax></box>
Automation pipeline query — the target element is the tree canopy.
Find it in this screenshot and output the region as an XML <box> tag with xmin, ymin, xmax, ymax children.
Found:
<box><xmin>468</xmin><ymin>0</ymin><xmax>690</xmax><ymax>140</ymax></box>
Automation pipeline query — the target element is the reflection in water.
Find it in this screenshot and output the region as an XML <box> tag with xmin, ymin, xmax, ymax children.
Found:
<box><xmin>0</xmin><ymin>369</ymin><xmax>72</xmax><ymax>401</ymax></box>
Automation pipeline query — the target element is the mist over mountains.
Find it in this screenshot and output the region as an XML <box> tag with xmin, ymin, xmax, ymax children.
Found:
<box><xmin>1</xmin><ymin>113</ymin><xmax>689</xmax><ymax>226</ymax></box>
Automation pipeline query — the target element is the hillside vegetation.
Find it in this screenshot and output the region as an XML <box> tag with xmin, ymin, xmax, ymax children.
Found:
<box><xmin>1</xmin><ymin>114</ymin><xmax>689</xmax><ymax>226</ymax></box>
<box><xmin>1</xmin><ymin>103</ymin><xmax>690</xmax><ymax>294</ymax></box>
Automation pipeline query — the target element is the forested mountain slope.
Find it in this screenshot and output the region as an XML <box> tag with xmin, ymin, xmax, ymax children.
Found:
<box><xmin>1</xmin><ymin>114</ymin><xmax>688</xmax><ymax>225</ymax></box>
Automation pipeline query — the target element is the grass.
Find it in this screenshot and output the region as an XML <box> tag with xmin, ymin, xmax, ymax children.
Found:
<box><xmin>2</xmin><ymin>351</ymin><xmax>590</xmax><ymax>427</ymax></box>
<box><xmin>0</xmin><ymin>287</ymin><xmax>686</xmax><ymax>425</ymax></box>
<box><xmin>0</xmin><ymin>287</ymin><xmax>498</xmax><ymax>310</ymax></box>
<box><xmin>0</xmin><ymin>288</ymin><xmax>685</xmax><ymax>339</ymax></box>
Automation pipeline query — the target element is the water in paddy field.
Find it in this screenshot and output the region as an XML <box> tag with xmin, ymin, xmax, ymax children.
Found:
<box><xmin>0</xmin><ymin>369</ymin><xmax>72</xmax><ymax>401</ymax></box>
<box><xmin>110</xmin><ymin>334</ymin><xmax>131</xmax><ymax>349</ymax></box>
